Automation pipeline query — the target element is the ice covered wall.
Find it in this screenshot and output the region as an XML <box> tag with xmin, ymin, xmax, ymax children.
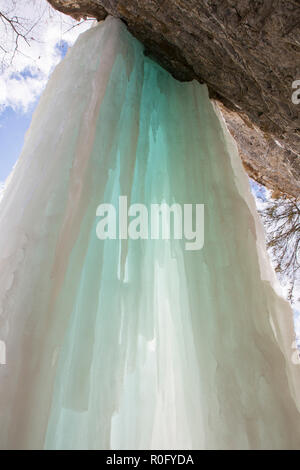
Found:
<box><xmin>0</xmin><ymin>17</ymin><xmax>299</xmax><ymax>450</ymax></box>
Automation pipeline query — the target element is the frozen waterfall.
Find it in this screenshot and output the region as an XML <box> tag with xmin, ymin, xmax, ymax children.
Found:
<box><xmin>0</xmin><ymin>17</ymin><xmax>299</xmax><ymax>450</ymax></box>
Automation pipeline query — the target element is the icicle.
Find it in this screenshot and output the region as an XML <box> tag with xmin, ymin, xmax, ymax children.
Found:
<box><xmin>0</xmin><ymin>17</ymin><xmax>299</xmax><ymax>450</ymax></box>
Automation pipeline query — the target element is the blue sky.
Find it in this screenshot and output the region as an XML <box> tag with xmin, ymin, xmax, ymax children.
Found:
<box><xmin>0</xmin><ymin>103</ymin><xmax>36</xmax><ymax>181</ymax></box>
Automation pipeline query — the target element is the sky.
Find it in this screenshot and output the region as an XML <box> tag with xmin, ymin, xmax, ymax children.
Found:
<box><xmin>0</xmin><ymin>103</ymin><xmax>34</xmax><ymax>181</ymax></box>
<box><xmin>0</xmin><ymin>0</ymin><xmax>90</xmax><ymax>184</ymax></box>
<box><xmin>0</xmin><ymin>1</ymin><xmax>299</xmax><ymax>340</ymax></box>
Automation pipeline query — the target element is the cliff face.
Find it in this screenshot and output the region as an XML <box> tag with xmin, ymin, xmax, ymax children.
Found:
<box><xmin>48</xmin><ymin>0</ymin><xmax>300</xmax><ymax>198</ymax></box>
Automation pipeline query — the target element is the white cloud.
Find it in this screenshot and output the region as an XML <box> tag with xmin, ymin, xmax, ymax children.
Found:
<box><xmin>0</xmin><ymin>0</ymin><xmax>92</xmax><ymax>112</ymax></box>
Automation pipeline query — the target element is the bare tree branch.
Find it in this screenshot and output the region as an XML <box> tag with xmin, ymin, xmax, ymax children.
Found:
<box><xmin>0</xmin><ymin>3</ymin><xmax>37</xmax><ymax>72</ymax></box>
<box><xmin>260</xmin><ymin>197</ymin><xmax>300</xmax><ymax>304</ymax></box>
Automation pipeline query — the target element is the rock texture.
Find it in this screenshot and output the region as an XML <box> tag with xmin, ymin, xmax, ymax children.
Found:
<box><xmin>47</xmin><ymin>0</ymin><xmax>300</xmax><ymax>197</ymax></box>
